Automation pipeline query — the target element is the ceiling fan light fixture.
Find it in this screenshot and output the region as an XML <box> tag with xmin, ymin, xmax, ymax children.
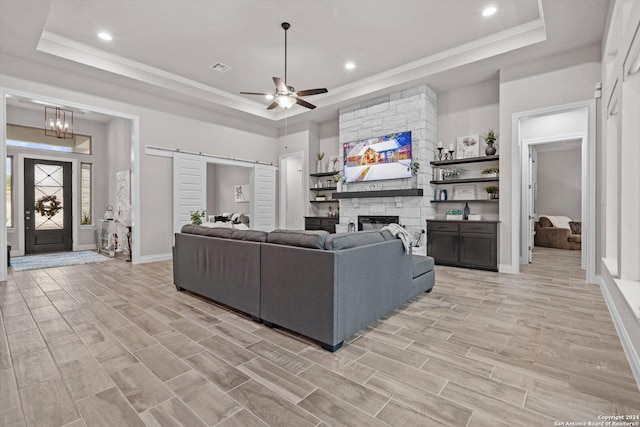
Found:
<box><xmin>275</xmin><ymin>95</ymin><xmax>296</xmax><ymax>109</ymax></box>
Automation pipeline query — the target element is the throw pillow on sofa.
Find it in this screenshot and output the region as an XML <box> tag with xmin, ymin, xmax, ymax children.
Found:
<box><xmin>569</xmin><ymin>221</ymin><xmax>582</xmax><ymax>235</ymax></box>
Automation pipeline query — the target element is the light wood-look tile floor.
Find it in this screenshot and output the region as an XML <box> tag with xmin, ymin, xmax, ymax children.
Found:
<box><xmin>1</xmin><ymin>247</ymin><xmax>639</xmax><ymax>426</ymax></box>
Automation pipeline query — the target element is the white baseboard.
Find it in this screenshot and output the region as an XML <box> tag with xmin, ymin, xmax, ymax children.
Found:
<box><xmin>599</xmin><ymin>275</ymin><xmax>640</xmax><ymax>391</ymax></box>
<box><xmin>136</xmin><ymin>253</ymin><xmax>172</xmax><ymax>264</ymax></box>
<box><xmin>499</xmin><ymin>263</ymin><xmax>518</xmax><ymax>274</ymax></box>
<box><xmin>75</xmin><ymin>244</ymin><xmax>97</xmax><ymax>251</ymax></box>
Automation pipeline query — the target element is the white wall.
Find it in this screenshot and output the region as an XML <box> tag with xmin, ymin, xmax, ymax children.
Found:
<box><xmin>206</xmin><ymin>164</ymin><xmax>251</xmax><ymax>216</ymax></box>
<box><xmin>498</xmin><ymin>43</ymin><xmax>601</xmax><ymax>267</ymax></box>
<box><xmin>536</xmin><ymin>146</ymin><xmax>582</xmax><ymax>221</ymax></box>
<box><xmin>437</xmin><ymin>79</ymin><xmax>499</xmax><ymax>152</ymax></box>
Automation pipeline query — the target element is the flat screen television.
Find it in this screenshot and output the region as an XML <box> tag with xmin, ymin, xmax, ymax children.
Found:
<box><xmin>343</xmin><ymin>131</ymin><xmax>412</xmax><ymax>183</ymax></box>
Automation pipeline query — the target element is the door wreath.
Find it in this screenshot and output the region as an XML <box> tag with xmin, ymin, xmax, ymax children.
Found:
<box><xmin>34</xmin><ymin>195</ymin><xmax>63</xmax><ymax>218</ymax></box>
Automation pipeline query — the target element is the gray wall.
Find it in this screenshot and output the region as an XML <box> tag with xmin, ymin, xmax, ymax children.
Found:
<box><xmin>536</xmin><ymin>146</ymin><xmax>582</xmax><ymax>221</ymax></box>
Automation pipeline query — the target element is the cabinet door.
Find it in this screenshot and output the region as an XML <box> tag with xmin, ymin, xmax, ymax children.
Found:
<box><xmin>427</xmin><ymin>231</ymin><xmax>459</xmax><ymax>264</ymax></box>
<box><xmin>459</xmin><ymin>232</ymin><xmax>497</xmax><ymax>269</ymax></box>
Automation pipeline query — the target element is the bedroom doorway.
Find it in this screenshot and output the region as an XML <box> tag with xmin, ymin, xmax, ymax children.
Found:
<box><xmin>513</xmin><ymin>100</ymin><xmax>595</xmax><ymax>282</ymax></box>
<box><xmin>527</xmin><ymin>140</ymin><xmax>583</xmax><ymax>265</ymax></box>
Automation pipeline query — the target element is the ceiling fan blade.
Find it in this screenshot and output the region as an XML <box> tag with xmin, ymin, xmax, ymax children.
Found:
<box><xmin>295</xmin><ymin>98</ymin><xmax>316</xmax><ymax>109</ymax></box>
<box><xmin>296</xmin><ymin>88</ymin><xmax>328</xmax><ymax>97</ymax></box>
<box><xmin>240</xmin><ymin>91</ymin><xmax>271</xmax><ymax>96</ymax></box>
<box><xmin>266</xmin><ymin>101</ymin><xmax>279</xmax><ymax>110</ymax></box>
<box><xmin>273</xmin><ymin>77</ymin><xmax>287</xmax><ymax>92</ymax></box>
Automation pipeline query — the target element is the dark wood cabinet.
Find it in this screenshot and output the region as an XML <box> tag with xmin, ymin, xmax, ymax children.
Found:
<box><xmin>427</xmin><ymin>220</ymin><xmax>498</xmax><ymax>271</ymax></box>
<box><xmin>305</xmin><ymin>217</ymin><xmax>339</xmax><ymax>233</ymax></box>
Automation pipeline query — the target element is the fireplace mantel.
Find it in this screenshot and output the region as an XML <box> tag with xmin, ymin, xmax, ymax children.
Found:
<box><xmin>332</xmin><ymin>189</ymin><xmax>423</xmax><ymax>199</ymax></box>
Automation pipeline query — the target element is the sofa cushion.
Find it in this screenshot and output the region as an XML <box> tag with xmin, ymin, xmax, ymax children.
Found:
<box><xmin>204</xmin><ymin>227</ymin><xmax>234</xmax><ymax>239</ymax></box>
<box><xmin>569</xmin><ymin>221</ymin><xmax>582</xmax><ymax>235</ymax></box>
<box><xmin>412</xmin><ymin>255</ymin><xmax>434</xmax><ymax>279</ymax></box>
<box><xmin>230</xmin><ymin>229</ymin><xmax>268</xmax><ymax>242</ymax></box>
<box><xmin>538</xmin><ymin>216</ymin><xmax>553</xmax><ymax>228</ymax></box>
<box><xmin>324</xmin><ymin>231</ymin><xmax>386</xmax><ymax>251</ymax></box>
<box><xmin>568</xmin><ymin>234</ymin><xmax>582</xmax><ymax>243</ymax></box>
<box><xmin>380</xmin><ymin>230</ymin><xmax>395</xmax><ymax>241</ymax></box>
<box><xmin>267</xmin><ymin>230</ymin><xmax>329</xmax><ymax>249</ymax></box>
<box><xmin>181</xmin><ymin>224</ymin><xmax>208</xmax><ymax>235</ymax></box>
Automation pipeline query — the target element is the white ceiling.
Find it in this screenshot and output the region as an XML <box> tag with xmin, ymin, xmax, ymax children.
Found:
<box><xmin>0</xmin><ymin>0</ymin><xmax>609</xmax><ymax>127</ymax></box>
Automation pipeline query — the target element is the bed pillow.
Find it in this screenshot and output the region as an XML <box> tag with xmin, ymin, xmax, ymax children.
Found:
<box><xmin>538</xmin><ymin>216</ymin><xmax>553</xmax><ymax>228</ymax></box>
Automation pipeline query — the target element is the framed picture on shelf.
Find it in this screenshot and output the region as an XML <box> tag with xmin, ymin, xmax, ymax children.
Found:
<box><xmin>456</xmin><ymin>134</ymin><xmax>480</xmax><ymax>159</ymax></box>
<box><xmin>453</xmin><ymin>184</ymin><xmax>477</xmax><ymax>200</ymax></box>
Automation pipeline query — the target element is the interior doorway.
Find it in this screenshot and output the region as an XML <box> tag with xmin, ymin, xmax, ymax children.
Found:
<box><xmin>526</xmin><ymin>140</ymin><xmax>583</xmax><ymax>264</ymax></box>
<box><xmin>512</xmin><ymin>100</ymin><xmax>596</xmax><ymax>283</ymax></box>
<box><xmin>24</xmin><ymin>158</ymin><xmax>72</xmax><ymax>253</ymax></box>
<box><xmin>279</xmin><ymin>151</ymin><xmax>305</xmax><ymax>229</ymax></box>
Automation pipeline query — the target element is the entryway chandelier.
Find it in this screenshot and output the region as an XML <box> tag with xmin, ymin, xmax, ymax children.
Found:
<box><xmin>44</xmin><ymin>106</ymin><xmax>73</xmax><ymax>139</ymax></box>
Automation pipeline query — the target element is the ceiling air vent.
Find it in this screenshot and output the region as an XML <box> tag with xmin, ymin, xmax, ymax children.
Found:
<box><xmin>210</xmin><ymin>62</ymin><xmax>231</xmax><ymax>73</ymax></box>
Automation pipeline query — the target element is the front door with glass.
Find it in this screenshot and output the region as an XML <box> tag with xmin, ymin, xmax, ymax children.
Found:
<box><xmin>24</xmin><ymin>159</ymin><xmax>72</xmax><ymax>253</ymax></box>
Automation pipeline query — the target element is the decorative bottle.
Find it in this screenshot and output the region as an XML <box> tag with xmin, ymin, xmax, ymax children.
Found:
<box><xmin>463</xmin><ymin>203</ymin><xmax>470</xmax><ymax>220</ymax></box>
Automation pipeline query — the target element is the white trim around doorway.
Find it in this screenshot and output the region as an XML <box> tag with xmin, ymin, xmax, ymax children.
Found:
<box><xmin>511</xmin><ymin>99</ymin><xmax>597</xmax><ymax>283</ymax></box>
<box><xmin>278</xmin><ymin>151</ymin><xmax>306</xmax><ymax>229</ymax></box>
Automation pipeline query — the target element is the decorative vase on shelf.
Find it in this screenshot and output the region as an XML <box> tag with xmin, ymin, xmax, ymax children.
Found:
<box><xmin>337</xmin><ymin>181</ymin><xmax>343</xmax><ymax>192</ymax></box>
<box><xmin>485</xmin><ymin>142</ymin><xmax>497</xmax><ymax>156</ymax></box>
<box><xmin>316</xmin><ymin>160</ymin><xmax>323</xmax><ymax>173</ymax></box>
<box><xmin>463</xmin><ymin>203</ymin><xmax>470</xmax><ymax>220</ymax></box>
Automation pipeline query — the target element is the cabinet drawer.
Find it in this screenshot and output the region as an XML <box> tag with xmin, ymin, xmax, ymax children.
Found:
<box><xmin>322</xmin><ymin>218</ymin><xmax>339</xmax><ymax>226</ymax></box>
<box><xmin>305</xmin><ymin>218</ymin><xmax>321</xmax><ymax>226</ymax></box>
<box><xmin>427</xmin><ymin>221</ymin><xmax>458</xmax><ymax>232</ymax></box>
<box><xmin>460</xmin><ymin>223</ymin><xmax>496</xmax><ymax>234</ymax></box>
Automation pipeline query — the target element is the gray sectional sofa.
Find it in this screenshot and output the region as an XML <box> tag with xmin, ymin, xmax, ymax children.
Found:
<box><xmin>173</xmin><ymin>225</ymin><xmax>435</xmax><ymax>351</ymax></box>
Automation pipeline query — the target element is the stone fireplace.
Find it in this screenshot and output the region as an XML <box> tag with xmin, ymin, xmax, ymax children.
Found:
<box><xmin>337</xmin><ymin>84</ymin><xmax>438</xmax><ymax>238</ymax></box>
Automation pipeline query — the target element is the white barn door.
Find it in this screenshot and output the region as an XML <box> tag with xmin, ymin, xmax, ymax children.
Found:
<box><xmin>251</xmin><ymin>164</ymin><xmax>277</xmax><ymax>231</ymax></box>
<box><xmin>173</xmin><ymin>153</ymin><xmax>206</xmax><ymax>234</ymax></box>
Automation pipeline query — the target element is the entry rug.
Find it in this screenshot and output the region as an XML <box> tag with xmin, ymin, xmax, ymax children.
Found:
<box><xmin>10</xmin><ymin>251</ymin><xmax>113</xmax><ymax>272</ymax></box>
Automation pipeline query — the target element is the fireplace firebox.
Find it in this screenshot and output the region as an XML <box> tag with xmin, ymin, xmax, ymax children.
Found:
<box><xmin>357</xmin><ymin>215</ymin><xmax>400</xmax><ymax>231</ymax></box>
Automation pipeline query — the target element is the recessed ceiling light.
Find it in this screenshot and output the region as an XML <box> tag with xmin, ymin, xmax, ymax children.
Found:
<box><xmin>345</xmin><ymin>62</ymin><xmax>355</xmax><ymax>70</ymax></box>
<box><xmin>482</xmin><ymin>6</ymin><xmax>497</xmax><ymax>17</ymax></box>
<box><xmin>98</xmin><ymin>32</ymin><xmax>112</xmax><ymax>41</ymax></box>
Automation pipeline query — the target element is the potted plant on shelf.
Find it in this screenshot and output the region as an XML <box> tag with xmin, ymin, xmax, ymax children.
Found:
<box><xmin>442</xmin><ymin>167</ymin><xmax>465</xmax><ymax>179</ymax></box>
<box><xmin>190</xmin><ymin>209</ymin><xmax>206</xmax><ymax>225</ymax></box>
<box><xmin>481</xmin><ymin>167</ymin><xmax>499</xmax><ymax>178</ymax></box>
<box><xmin>408</xmin><ymin>160</ymin><xmax>420</xmax><ymax>188</ymax></box>
<box><xmin>316</xmin><ymin>152</ymin><xmax>325</xmax><ymax>173</ymax></box>
<box><xmin>334</xmin><ymin>172</ymin><xmax>346</xmax><ymax>192</ymax></box>
<box><xmin>485</xmin><ymin>186</ymin><xmax>499</xmax><ymax>199</ymax></box>
<box><xmin>483</xmin><ymin>129</ymin><xmax>498</xmax><ymax>156</ymax></box>
<box><xmin>315</xmin><ymin>193</ymin><xmax>326</xmax><ymax>201</ymax></box>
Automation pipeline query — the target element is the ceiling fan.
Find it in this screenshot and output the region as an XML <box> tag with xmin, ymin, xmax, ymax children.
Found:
<box><xmin>240</xmin><ymin>22</ymin><xmax>328</xmax><ymax>110</ymax></box>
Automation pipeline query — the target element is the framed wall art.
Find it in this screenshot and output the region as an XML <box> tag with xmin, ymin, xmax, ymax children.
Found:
<box><xmin>456</xmin><ymin>134</ymin><xmax>480</xmax><ymax>159</ymax></box>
